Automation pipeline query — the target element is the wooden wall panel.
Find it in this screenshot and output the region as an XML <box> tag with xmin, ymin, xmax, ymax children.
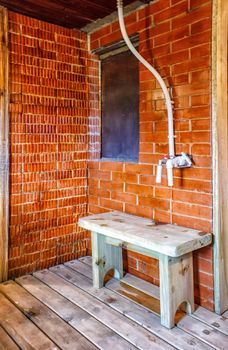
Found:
<box><xmin>0</xmin><ymin>6</ymin><xmax>9</xmax><ymax>282</ymax></box>
<box><xmin>213</xmin><ymin>0</ymin><xmax>228</xmax><ymax>314</ymax></box>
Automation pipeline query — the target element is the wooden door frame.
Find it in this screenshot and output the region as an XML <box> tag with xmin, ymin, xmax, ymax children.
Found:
<box><xmin>0</xmin><ymin>6</ymin><xmax>9</xmax><ymax>282</ymax></box>
<box><xmin>212</xmin><ymin>0</ymin><xmax>228</xmax><ymax>314</ymax></box>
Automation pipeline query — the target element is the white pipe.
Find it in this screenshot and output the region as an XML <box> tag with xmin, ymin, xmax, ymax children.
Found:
<box><xmin>117</xmin><ymin>0</ymin><xmax>175</xmax><ymax>158</ymax></box>
<box><xmin>166</xmin><ymin>159</ymin><xmax>173</xmax><ymax>187</ymax></box>
<box><xmin>156</xmin><ymin>160</ymin><xmax>163</xmax><ymax>183</ymax></box>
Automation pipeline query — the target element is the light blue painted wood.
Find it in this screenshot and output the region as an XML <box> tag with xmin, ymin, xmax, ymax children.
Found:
<box><xmin>92</xmin><ymin>232</ymin><xmax>123</xmax><ymax>288</ymax></box>
<box><xmin>82</xmin><ymin>211</ymin><xmax>210</xmax><ymax>329</ymax></box>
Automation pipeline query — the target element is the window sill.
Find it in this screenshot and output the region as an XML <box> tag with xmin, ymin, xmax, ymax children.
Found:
<box><xmin>100</xmin><ymin>157</ymin><xmax>138</xmax><ymax>163</ymax></box>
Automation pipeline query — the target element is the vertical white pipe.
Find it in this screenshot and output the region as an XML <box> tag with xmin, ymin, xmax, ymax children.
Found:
<box><xmin>166</xmin><ymin>159</ymin><xmax>173</xmax><ymax>187</ymax></box>
<box><xmin>156</xmin><ymin>160</ymin><xmax>163</xmax><ymax>183</ymax></box>
<box><xmin>117</xmin><ymin>1</ymin><xmax>175</xmax><ymax>158</ymax></box>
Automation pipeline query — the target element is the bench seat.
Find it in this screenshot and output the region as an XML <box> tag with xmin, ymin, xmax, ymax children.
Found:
<box><xmin>79</xmin><ymin>211</ymin><xmax>211</xmax><ymax>257</ymax></box>
<box><xmin>78</xmin><ymin>210</ymin><xmax>212</xmax><ymax>329</ymax></box>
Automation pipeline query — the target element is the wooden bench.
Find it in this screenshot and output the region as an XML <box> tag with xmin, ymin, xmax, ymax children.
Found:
<box><xmin>78</xmin><ymin>211</ymin><xmax>212</xmax><ymax>329</ymax></box>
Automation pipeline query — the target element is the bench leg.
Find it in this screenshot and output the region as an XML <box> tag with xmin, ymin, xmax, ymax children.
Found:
<box><xmin>159</xmin><ymin>252</ymin><xmax>194</xmax><ymax>329</ymax></box>
<box><xmin>91</xmin><ymin>231</ymin><xmax>123</xmax><ymax>289</ymax></box>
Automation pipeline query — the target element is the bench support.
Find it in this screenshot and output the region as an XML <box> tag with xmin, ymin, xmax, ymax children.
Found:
<box><xmin>91</xmin><ymin>231</ymin><xmax>195</xmax><ymax>329</ymax></box>
<box><xmin>159</xmin><ymin>253</ymin><xmax>194</xmax><ymax>328</ymax></box>
<box><xmin>80</xmin><ymin>211</ymin><xmax>211</xmax><ymax>329</ymax></box>
<box><xmin>92</xmin><ymin>232</ymin><xmax>123</xmax><ymax>288</ymax></box>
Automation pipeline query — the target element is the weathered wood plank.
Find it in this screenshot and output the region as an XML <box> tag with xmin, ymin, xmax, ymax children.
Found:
<box><xmin>0</xmin><ymin>325</ymin><xmax>19</xmax><ymax>350</ymax></box>
<box><xmin>35</xmin><ymin>268</ymin><xmax>174</xmax><ymax>350</ymax></box>
<box><xmin>0</xmin><ymin>6</ymin><xmax>9</xmax><ymax>282</ymax></box>
<box><xmin>0</xmin><ymin>293</ymin><xmax>58</xmax><ymax>349</ymax></box>
<box><xmin>191</xmin><ymin>307</ymin><xmax>228</xmax><ymax>336</ymax></box>
<box><xmin>0</xmin><ymin>280</ymin><xmax>96</xmax><ymax>350</ymax></box>
<box><xmin>67</xmin><ymin>259</ymin><xmax>93</xmax><ymax>279</ymax></box>
<box><xmin>120</xmin><ymin>267</ymin><xmax>228</xmax><ymax>337</ymax></box>
<box><xmin>108</xmin><ymin>279</ymin><xmax>228</xmax><ymax>350</ymax></box>
<box><xmin>67</xmin><ymin>260</ymin><xmax>161</xmax><ymax>315</ymax></box>
<box><xmin>121</xmin><ymin>273</ymin><xmax>160</xmax><ymax>300</ymax></box>
<box><xmin>16</xmin><ymin>275</ymin><xmax>136</xmax><ymax>350</ymax></box>
<box><xmin>79</xmin><ymin>256</ymin><xmax>92</xmax><ymax>265</ymax></box>
<box><xmin>108</xmin><ymin>278</ymin><xmax>228</xmax><ymax>350</ymax></box>
<box><xmin>178</xmin><ymin>315</ymin><xmax>228</xmax><ymax>350</ymax></box>
<box><xmin>53</xmin><ymin>263</ymin><xmax>213</xmax><ymax>350</ymax></box>
<box><xmin>78</xmin><ymin>211</ymin><xmax>212</xmax><ymax>257</ymax></box>
<box><xmin>98</xmin><ymin>257</ymin><xmax>228</xmax><ymax>339</ymax></box>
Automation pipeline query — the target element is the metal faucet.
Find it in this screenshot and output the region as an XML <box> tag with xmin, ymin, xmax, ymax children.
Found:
<box><xmin>156</xmin><ymin>152</ymin><xmax>192</xmax><ymax>186</ymax></box>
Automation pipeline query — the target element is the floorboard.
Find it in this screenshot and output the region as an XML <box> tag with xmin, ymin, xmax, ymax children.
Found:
<box><xmin>35</xmin><ymin>268</ymin><xmax>173</xmax><ymax>350</ymax></box>
<box><xmin>0</xmin><ymin>280</ymin><xmax>96</xmax><ymax>350</ymax></box>
<box><xmin>61</xmin><ymin>262</ymin><xmax>213</xmax><ymax>350</ymax></box>
<box><xmin>16</xmin><ymin>275</ymin><xmax>136</xmax><ymax>350</ymax></box>
<box><xmin>0</xmin><ymin>325</ymin><xmax>19</xmax><ymax>350</ymax></box>
<box><xmin>0</xmin><ymin>293</ymin><xmax>58</xmax><ymax>350</ymax></box>
<box><xmin>0</xmin><ymin>256</ymin><xmax>227</xmax><ymax>350</ymax></box>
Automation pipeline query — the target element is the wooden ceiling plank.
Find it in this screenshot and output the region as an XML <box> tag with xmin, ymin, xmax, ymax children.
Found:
<box><xmin>56</xmin><ymin>0</ymin><xmax>112</xmax><ymax>15</ymax></box>
<box><xmin>5</xmin><ymin>0</ymin><xmax>95</xmax><ymax>21</ymax></box>
<box><xmin>28</xmin><ymin>0</ymin><xmax>103</xmax><ymax>21</ymax></box>
<box><xmin>0</xmin><ymin>0</ymin><xmax>148</xmax><ymax>29</ymax></box>
<box><xmin>0</xmin><ymin>0</ymin><xmax>90</xmax><ymax>28</ymax></box>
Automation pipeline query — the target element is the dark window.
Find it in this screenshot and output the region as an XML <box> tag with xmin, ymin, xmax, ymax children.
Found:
<box><xmin>101</xmin><ymin>50</ymin><xmax>139</xmax><ymax>161</ymax></box>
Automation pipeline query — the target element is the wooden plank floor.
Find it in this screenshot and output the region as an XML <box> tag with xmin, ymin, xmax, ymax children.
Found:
<box><xmin>0</xmin><ymin>257</ymin><xmax>228</xmax><ymax>349</ymax></box>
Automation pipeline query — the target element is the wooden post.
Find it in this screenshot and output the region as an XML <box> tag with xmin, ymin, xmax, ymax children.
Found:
<box><xmin>0</xmin><ymin>6</ymin><xmax>9</xmax><ymax>282</ymax></box>
<box><xmin>212</xmin><ymin>0</ymin><xmax>228</xmax><ymax>314</ymax></box>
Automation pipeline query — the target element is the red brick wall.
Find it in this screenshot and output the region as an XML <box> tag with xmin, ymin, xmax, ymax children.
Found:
<box><xmin>8</xmin><ymin>12</ymin><xmax>99</xmax><ymax>277</ymax></box>
<box><xmin>88</xmin><ymin>0</ymin><xmax>213</xmax><ymax>310</ymax></box>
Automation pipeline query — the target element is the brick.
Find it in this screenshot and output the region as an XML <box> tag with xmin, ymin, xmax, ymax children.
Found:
<box><xmin>154</xmin><ymin>209</ymin><xmax>171</xmax><ymax>223</ymax></box>
<box><xmin>90</xmin><ymin>24</ymin><xmax>111</xmax><ymax>42</ymax></box>
<box><xmin>190</xmin><ymin>0</ymin><xmax>212</xmax><ymax>10</ymax></box>
<box><xmin>138</xmin><ymin>196</ymin><xmax>170</xmax><ymax>210</ymax></box>
<box><xmin>100</xmin><ymin>180</ymin><xmax>123</xmax><ymax>192</ymax></box>
<box><xmin>172</xmin><ymin>214</ymin><xmax>212</xmax><ymax>232</ymax></box>
<box><xmin>100</xmin><ymin>198</ymin><xmax>123</xmax><ymax>211</ymax></box>
<box><xmin>111</xmin><ymin>192</ymin><xmax>137</xmax><ymax>204</ymax></box>
<box><xmin>154</xmin><ymin>26</ymin><xmax>189</xmax><ymax>47</ymax></box>
<box><xmin>100</xmin><ymin>162</ymin><xmax>123</xmax><ymax>172</ymax></box>
<box><xmin>191</xmin><ymin>18</ymin><xmax>212</xmax><ymax>35</ymax></box>
<box><xmin>191</xmin><ymin>119</ymin><xmax>211</xmax><ymax>131</ymax></box>
<box><xmin>172</xmin><ymin>55</ymin><xmax>210</xmax><ymax>75</ymax></box>
<box><xmin>126</xmin><ymin>184</ymin><xmax>154</xmax><ymax>196</ymax></box>
<box><xmin>191</xmin><ymin>94</ymin><xmax>210</xmax><ymax>106</ymax></box>
<box><xmin>172</xmin><ymin>30</ymin><xmax>211</xmax><ymax>52</ymax></box>
<box><xmin>125</xmin><ymin>163</ymin><xmax>152</xmax><ymax>174</ymax></box>
<box><xmin>125</xmin><ymin>203</ymin><xmax>153</xmax><ymax>219</ymax></box>
<box><xmin>154</xmin><ymin>1</ymin><xmax>189</xmax><ymax>24</ymax></box>
<box><xmin>172</xmin><ymin>3</ymin><xmax>212</xmax><ymax>29</ymax></box>
<box><xmin>191</xmin><ymin>43</ymin><xmax>211</xmax><ymax>58</ymax></box>
<box><xmin>172</xmin><ymin>202</ymin><xmax>212</xmax><ymax>220</ymax></box>
<box><xmin>191</xmin><ymin>144</ymin><xmax>211</xmax><ymax>156</ymax></box>
<box><xmin>179</xmin><ymin>131</ymin><xmax>210</xmax><ymax>143</ymax></box>
<box><xmin>112</xmin><ymin>172</ymin><xmax>138</xmax><ymax>184</ymax></box>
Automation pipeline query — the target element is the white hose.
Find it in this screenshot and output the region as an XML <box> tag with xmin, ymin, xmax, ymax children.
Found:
<box><xmin>117</xmin><ymin>0</ymin><xmax>175</xmax><ymax>158</ymax></box>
